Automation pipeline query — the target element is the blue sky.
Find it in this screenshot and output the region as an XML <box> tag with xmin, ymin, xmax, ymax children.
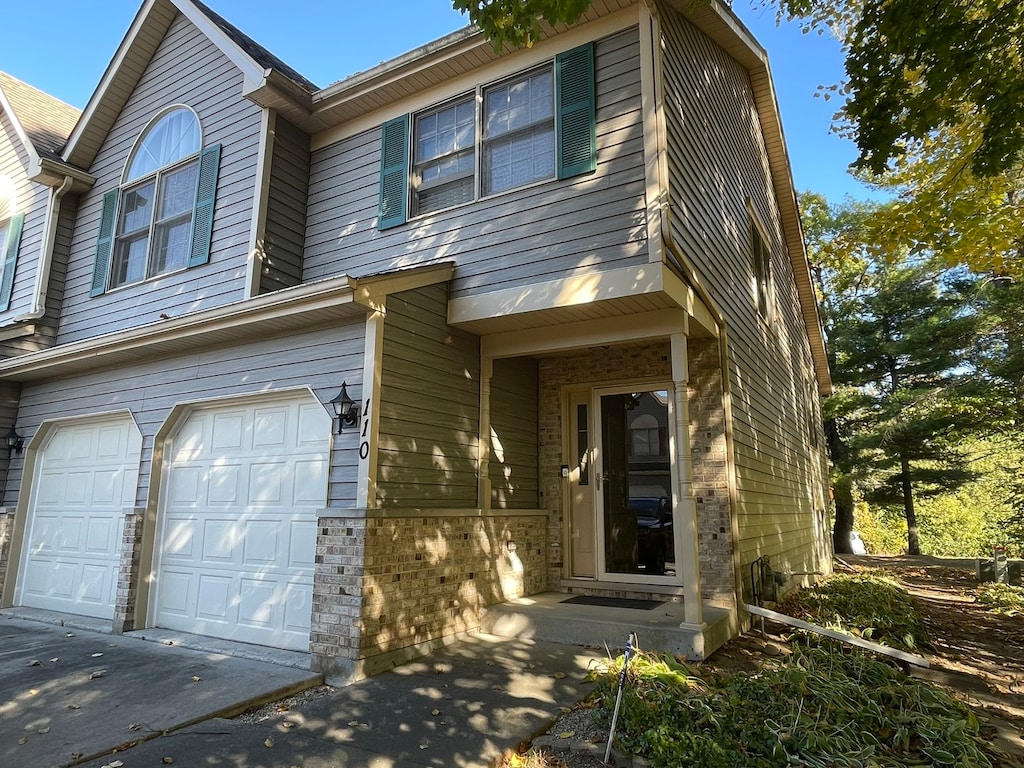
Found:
<box><xmin>0</xmin><ymin>1</ymin><xmax>875</xmax><ymax>202</ymax></box>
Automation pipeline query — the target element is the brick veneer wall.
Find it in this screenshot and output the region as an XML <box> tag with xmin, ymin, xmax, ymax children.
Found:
<box><xmin>688</xmin><ymin>339</ymin><xmax>735</xmax><ymax>605</ymax></box>
<box><xmin>311</xmin><ymin>511</ymin><xmax>546</xmax><ymax>680</ymax></box>
<box><xmin>537</xmin><ymin>339</ymin><xmax>735</xmax><ymax>604</ymax></box>
<box><xmin>113</xmin><ymin>509</ymin><xmax>145</xmax><ymax>632</ymax></box>
<box><xmin>538</xmin><ymin>343</ymin><xmax>673</xmax><ymax>591</ymax></box>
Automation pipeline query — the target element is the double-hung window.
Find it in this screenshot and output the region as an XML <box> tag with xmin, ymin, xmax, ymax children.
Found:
<box><xmin>482</xmin><ymin>67</ymin><xmax>555</xmax><ymax>196</ymax></box>
<box><xmin>378</xmin><ymin>42</ymin><xmax>595</xmax><ymax>229</ymax></box>
<box><xmin>90</xmin><ymin>106</ymin><xmax>221</xmax><ymax>297</ymax></box>
<box><xmin>410</xmin><ymin>67</ymin><xmax>555</xmax><ymax>217</ymax></box>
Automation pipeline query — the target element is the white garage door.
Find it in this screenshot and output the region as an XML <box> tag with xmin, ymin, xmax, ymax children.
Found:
<box><xmin>155</xmin><ymin>395</ymin><xmax>331</xmax><ymax>651</ymax></box>
<box><xmin>19</xmin><ymin>416</ymin><xmax>142</xmax><ymax>619</ymax></box>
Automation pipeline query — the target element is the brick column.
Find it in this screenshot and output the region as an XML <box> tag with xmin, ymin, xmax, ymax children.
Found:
<box><xmin>113</xmin><ymin>508</ymin><xmax>145</xmax><ymax>633</ymax></box>
<box><xmin>311</xmin><ymin>515</ymin><xmax>366</xmax><ymax>682</ymax></box>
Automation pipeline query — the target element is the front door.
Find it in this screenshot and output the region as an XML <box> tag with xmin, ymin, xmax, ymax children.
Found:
<box><xmin>567</xmin><ymin>386</ymin><xmax>679</xmax><ymax>584</ymax></box>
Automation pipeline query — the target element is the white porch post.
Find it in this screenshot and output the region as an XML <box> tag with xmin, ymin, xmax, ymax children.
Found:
<box><xmin>356</xmin><ymin>309</ymin><xmax>385</xmax><ymax>509</ymax></box>
<box><xmin>671</xmin><ymin>332</ymin><xmax>702</xmax><ymax>626</ymax></box>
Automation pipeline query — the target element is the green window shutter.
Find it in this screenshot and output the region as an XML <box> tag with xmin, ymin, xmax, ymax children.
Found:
<box><xmin>0</xmin><ymin>214</ymin><xmax>24</xmax><ymax>311</ymax></box>
<box><xmin>378</xmin><ymin>115</ymin><xmax>409</xmax><ymax>230</ymax></box>
<box><xmin>90</xmin><ymin>190</ymin><xmax>118</xmax><ymax>297</ymax></box>
<box><xmin>188</xmin><ymin>143</ymin><xmax>221</xmax><ymax>268</ymax></box>
<box><xmin>556</xmin><ymin>42</ymin><xmax>596</xmax><ymax>179</ymax></box>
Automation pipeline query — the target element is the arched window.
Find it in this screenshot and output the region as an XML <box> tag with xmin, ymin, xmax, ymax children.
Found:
<box><xmin>629</xmin><ymin>413</ymin><xmax>665</xmax><ymax>457</ymax></box>
<box><xmin>91</xmin><ymin>107</ymin><xmax>220</xmax><ymax>295</ymax></box>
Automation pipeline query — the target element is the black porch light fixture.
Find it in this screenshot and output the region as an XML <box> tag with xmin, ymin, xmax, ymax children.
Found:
<box><xmin>329</xmin><ymin>382</ymin><xmax>359</xmax><ymax>434</ymax></box>
<box><xmin>4</xmin><ymin>424</ymin><xmax>24</xmax><ymax>458</ymax></box>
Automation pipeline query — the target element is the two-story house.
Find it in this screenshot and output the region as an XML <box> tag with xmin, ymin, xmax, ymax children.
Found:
<box><xmin>0</xmin><ymin>0</ymin><xmax>831</xmax><ymax>681</ymax></box>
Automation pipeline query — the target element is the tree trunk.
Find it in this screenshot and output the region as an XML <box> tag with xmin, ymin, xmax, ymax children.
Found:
<box><xmin>901</xmin><ymin>454</ymin><xmax>921</xmax><ymax>555</ymax></box>
<box><xmin>832</xmin><ymin>474</ymin><xmax>855</xmax><ymax>554</ymax></box>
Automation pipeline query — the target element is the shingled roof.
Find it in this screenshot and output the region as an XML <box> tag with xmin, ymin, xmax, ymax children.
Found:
<box><xmin>191</xmin><ymin>0</ymin><xmax>319</xmax><ymax>93</ymax></box>
<box><xmin>0</xmin><ymin>72</ymin><xmax>80</xmax><ymax>160</ymax></box>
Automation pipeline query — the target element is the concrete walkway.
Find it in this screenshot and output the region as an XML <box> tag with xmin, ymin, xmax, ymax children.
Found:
<box><xmin>0</xmin><ymin>613</ymin><xmax>604</xmax><ymax>768</ymax></box>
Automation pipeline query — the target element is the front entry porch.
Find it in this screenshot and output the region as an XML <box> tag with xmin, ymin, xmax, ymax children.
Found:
<box><xmin>480</xmin><ymin>592</ymin><xmax>734</xmax><ymax>660</ymax></box>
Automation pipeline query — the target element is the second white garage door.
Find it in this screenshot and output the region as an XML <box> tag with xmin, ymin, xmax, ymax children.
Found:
<box><xmin>154</xmin><ymin>394</ymin><xmax>331</xmax><ymax>651</ymax></box>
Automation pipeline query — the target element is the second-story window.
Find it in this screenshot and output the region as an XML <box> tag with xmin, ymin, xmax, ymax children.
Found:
<box><xmin>378</xmin><ymin>42</ymin><xmax>595</xmax><ymax>230</ymax></box>
<box><xmin>111</xmin><ymin>108</ymin><xmax>200</xmax><ymax>289</ymax></box>
<box><xmin>90</xmin><ymin>107</ymin><xmax>221</xmax><ymax>298</ymax></box>
<box><xmin>482</xmin><ymin>67</ymin><xmax>554</xmax><ymax>195</ymax></box>
<box><xmin>411</xmin><ymin>66</ymin><xmax>555</xmax><ymax>216</ymax></box>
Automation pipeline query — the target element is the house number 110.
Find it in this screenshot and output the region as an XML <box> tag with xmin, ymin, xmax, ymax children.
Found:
<box><xmin>358</xmin><ymin>397</ymin><xmax>371</xmax><ymax>460</ymax></box>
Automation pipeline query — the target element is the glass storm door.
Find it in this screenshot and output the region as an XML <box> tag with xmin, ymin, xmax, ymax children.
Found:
<box><xmin>597</xmin><ymin>389</ymin><xmax>677</xmax><ymax>582</ymax></box>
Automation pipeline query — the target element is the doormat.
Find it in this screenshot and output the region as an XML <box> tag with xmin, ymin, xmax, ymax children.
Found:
<box><xmin>561</xmin><ymin>595</ymin><xmax>665</xmax><ymax>610</ymax></box>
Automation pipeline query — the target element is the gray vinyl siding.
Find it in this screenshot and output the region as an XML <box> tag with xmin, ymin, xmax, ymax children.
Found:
<box><xmin>5</xmin><ymin>321</ymin><xmax>366</xmax><ymax>510</ymax></box>
<box><xmin>260</xmin><ymin>116</ymin><xmax>309</xmax><ymax>294</ymax></box>
<box><xmin>659</xmin><ymin>4</ymin><xmax>825</xmax><ymax>574</ymax></box>
<box><xmin>489</xmin><ymin>357</ymin><xmax>539</xmax><ymax>509</ymax></box>
<box><xmin>57</xmin><ymin>11</ymin><xmax>263</xmax><ymax>344</ymax></box>
<box><xmin>304</xmin><ymin>27</ymin><xmax>647</xmax><ymax>297</ymax></box>
<box><xmin>376</xmin><ymin>283</ymin><xmax>480</xmax><ymax>508</ymax></box>
<box><xmin>0</xmin><ymin>110</ymin><xmax>50</xmax><ymax>329</ymax></box>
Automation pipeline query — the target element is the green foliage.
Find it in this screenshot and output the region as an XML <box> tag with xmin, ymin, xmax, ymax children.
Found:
<box><xmin>852</xmin><ymin>502</ymin><xmax>908</xmax><ymax>555</ymax></box>
<box><xmin>778</xmin><ymin>573</ymin><xmax>930</xmax><ymax>650</ymax></box>
<box><xmin>842</xmin><ymin>0</ymin><xmax>1024</xmax><ymax>178</ymax></box>
<box><xmin>976</xmin><ymin>582</ymin><xmax>1024</xmax><ymax>617</ymax></box>
<box><xmin>451</xmin><ymin>0</ymin><xmax>592</xmax><ymax>48</ymax></box>
<box><xmin>591</xmin><ymin>645</ymin><xmax>992</xmax><ymax>767</ymax></box>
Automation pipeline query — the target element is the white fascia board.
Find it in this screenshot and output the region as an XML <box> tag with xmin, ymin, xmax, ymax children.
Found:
<box><xmin>0</xmin><ymin>275</ymin><xmax>362</xmax><ymax>380</ymax></box>
<box><xmin>63</xmin><ymin>0</ymin><xmax>162</xmax><ymax>163</ymax></box>
<box><xmin>448</xmin><ymin>264</ymin><xmax>667</xmax><ymax>327</ymax></box>
<box><xmin>482</xmin><ymin>308</ymin><xmax>689</xmax><ymax>360</ymax></box>
<box><xmin>170</xmin><ymin>0</ymin><xmax>273</xmax><ymax>87</ymax></box>
<box><xmin>0</xmin><ymin>85</ymin><xmax>41</xmax><ymax>171</ymax></box>
<box><xmin>311</xmin><ymin>6</ymin><xmax>640</xmax><ymax>150</ymax></box>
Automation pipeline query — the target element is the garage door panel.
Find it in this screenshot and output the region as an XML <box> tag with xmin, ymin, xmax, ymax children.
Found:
<box><xmin>289</xmin><ymin>520</ymin><xmax>316</xmax><ymax>568</ymax></box>
<box><xmin>238</xmin><ymin>578</ymin><xmax>277</xmax><ymax>628</ymax></box>
<box><xmin>208</xmin><ymin>464</ymin><xmax>241</xmax><ymax>503</ymax></box>
<box><xmin>242</xmin><ymin>520</ymin><xmax>280</xmax><ymax>566</ymax></box>
<box><xmin>85</xmin><ymin>518</ymin><xmax>114</xmax><ymax>553</ymax></box>
<box><xmin>212</xmin><ymin>412</ymin><xmax>244</xmax><ymax>450</ymax></box>
<box><xmin>253</xmin><ymin>407</ymin><xmax>288</xmax><ymax>447</ymax></box>
<box><xmin>169</xmin><ymin>465</ymin><xmax>202</xmax><ymax>504</ymax></box>
<box><xmin>162</xmin><ymin>517</ymin><xmax>198</xmax><ymax>561</ymax></box>
<box><xmin>283</xmin><ymin>583</ymin><xmax>312</xmax><ymax>634</ymax></box>
<box><xmin>248</xmin><ymin>462</ymin><xmax>286</xmax><ymax>504</ymax></box>
<box><xmin>201</xmin><ymin>519</ymin><xmax>239</xmax><ymax>565</ymax></box>
<box><xmin>65</xmin><ymin>472</ymin><xmax>90</xmax><ymax>504</ymax></box>
<box><xmin>156</xmin><ymin>395</ymin><xmax>330</xmax><ymax>651</ymax></box>
<box><xmin>196</xmin><ymin>574</ymin><xmax>232</xmax><ymax>622</ymax></box>
<box><xmin>157</xmin><ymin>570</ymin><xmax>192</xmax><ymax>616</ymax></box>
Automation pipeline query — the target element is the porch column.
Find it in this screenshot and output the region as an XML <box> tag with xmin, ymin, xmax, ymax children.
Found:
<box><xmin>478</xmin><ymin>357</ymin><xmax>493</xmax><ymax>510</ymax></box>
<box><xmin>671</xmin><ymin>333</ymin><xmax>702</xmax><ymax>626</ymax></box>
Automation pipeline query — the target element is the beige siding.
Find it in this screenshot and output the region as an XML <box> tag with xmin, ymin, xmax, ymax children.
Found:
<box><xmin>376</xmin><ymin>284</ymin><xmax>480</xmax><ymax>508</ymax></box>
<box><xmin>659</xmin><ymin>4</ymin><xmax>827</xmax><ymax>575</ymax></box>
<box><xmin>58</xmin><ymin>12</ymin><xmax>263</xmax><ymax>344</ymax></box>
<box><xmin>260</xmin><ymin>116</ymin><xmax>309</xmax><ymax>293</ymax></box>
<box><xmin>303</xmin><ymin>28</ymin><xmax>647</xmax><ymax>299</ymax></box>
<box><xmin>489</xmin><ymin>357</ymin><xmax>539</xmax><ymax>509</ymax></box>
<box><xmin>5</xmin><ymin>322</ymin><xmax>366</xmax><ymax>510</ymax></box>
<box><xmin>0</xmin><ymin>110</ymin><xmax>50</xmax><ymax>329</ymax></box>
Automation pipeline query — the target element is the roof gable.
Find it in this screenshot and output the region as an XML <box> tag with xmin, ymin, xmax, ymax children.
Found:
<box><xmin>63</xmin><ymin>0</ymin><xmax>316</xmax><ymax>171</ymax></box>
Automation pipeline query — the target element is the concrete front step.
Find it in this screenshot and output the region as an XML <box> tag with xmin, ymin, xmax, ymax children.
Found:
<box><xmin>481</xmin><ymin>592</ymin><xmax>734</xmax><ymax>661</ymax></box>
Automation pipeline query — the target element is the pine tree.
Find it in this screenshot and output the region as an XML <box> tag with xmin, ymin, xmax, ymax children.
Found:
<box><xmin>832</xmin><ymin>258</ymin><xmax>978</xmax><ymax>554</ymax></box>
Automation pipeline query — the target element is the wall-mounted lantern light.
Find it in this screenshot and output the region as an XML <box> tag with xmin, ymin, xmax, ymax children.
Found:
<box><xmin>4</xmin><ymin>425</ymin><xmax>24</xmax><ymax>458</ymax></box>
<box><xmin>329</xmin><ymin>382</ymin><xmax>359</xmax><ymax>434</ymax></box>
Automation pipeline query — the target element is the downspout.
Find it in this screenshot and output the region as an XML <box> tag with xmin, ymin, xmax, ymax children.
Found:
<box><xmin>15</xmin><ymin>174</ymin><xmax>73</xmax><ymax>322</ymax></box>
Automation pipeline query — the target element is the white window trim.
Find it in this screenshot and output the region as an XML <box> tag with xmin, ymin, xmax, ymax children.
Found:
<box><xmin>110</xmin><ymin>105</ymin><xmax>203</xmax><ymax>291</ymax></box>
<box><xmin>410</xmin><ymin>62</ymin><xmax>556</xmax><ymax>219</ymax></box>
